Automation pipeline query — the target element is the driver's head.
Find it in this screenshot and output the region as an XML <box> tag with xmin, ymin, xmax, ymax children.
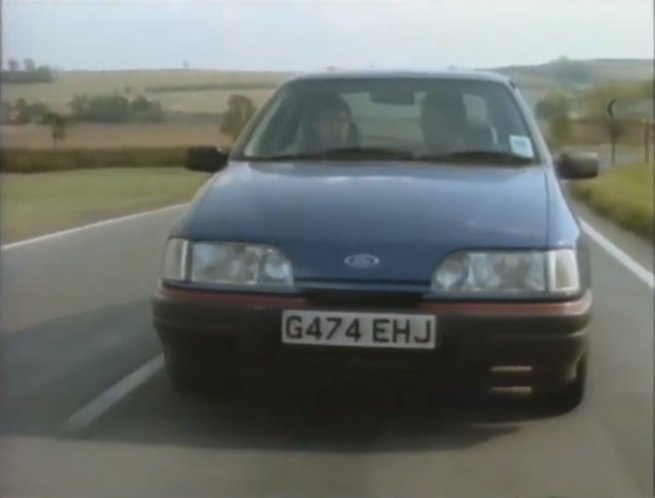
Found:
<box><xmin>420</xmin><ymin>92</ymin><xmax>467</xmax><ymax>154</ymax></box>
<box><xmin>302</xmin><ymin>94</ymin><xmax>352</xmax><ymax>151</ymax></box>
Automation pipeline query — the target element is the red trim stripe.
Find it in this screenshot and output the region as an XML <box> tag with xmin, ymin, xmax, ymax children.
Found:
<box><xmin>416</xmin><ymin>291</ymin><xmax>592</xmax><ymax>316</ymax></box>
<box><xmin>160</xmin><ymin>287</ymin><xmax>592</xmax><ymax>316</ymax></box>
<box><xmin>162</xmin><ymin>287</ymin><xmax>308</xmax><ymax>307</ymax></box>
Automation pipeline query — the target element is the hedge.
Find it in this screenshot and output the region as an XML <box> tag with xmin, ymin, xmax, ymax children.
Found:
<box><xmin>1</xmin><ymin>147</ymin><xmax>187</xmax><ymax>173</ymax></box>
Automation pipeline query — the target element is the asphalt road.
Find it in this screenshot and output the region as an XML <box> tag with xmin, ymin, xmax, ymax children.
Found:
<box><xmin>1</xmin><ymin>200</ymin><xmax>653</xmax><ymax>498</ymax></box>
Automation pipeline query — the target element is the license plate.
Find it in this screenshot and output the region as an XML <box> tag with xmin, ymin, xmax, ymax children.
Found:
<box><xmin>281</xmin><ymin>310</ymin><xmax>437</xmax><ymax>349</ymax></box>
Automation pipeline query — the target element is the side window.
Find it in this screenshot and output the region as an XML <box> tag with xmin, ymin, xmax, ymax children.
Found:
<box><xmin>242</xmin><ymin>91</ymin><xmax>302</xmax><ymax>156</ymax></box>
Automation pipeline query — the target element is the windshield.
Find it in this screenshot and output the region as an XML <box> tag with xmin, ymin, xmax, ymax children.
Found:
<box><xmin>236</xmin><ymin>77</ymin><xmax>539</xmax><ymax>163</ymax></box>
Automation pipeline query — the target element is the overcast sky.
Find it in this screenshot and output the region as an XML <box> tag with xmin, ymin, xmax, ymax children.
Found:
<box><xmin>2</xmin><ymin>0</ymin><xmax>653</xmax><ymax>71</ymax></box>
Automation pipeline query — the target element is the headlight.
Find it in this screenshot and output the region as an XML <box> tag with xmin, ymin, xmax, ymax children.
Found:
<box><xmin>161</xmin><ymin>239</ymin><xmax>294</xmax><ymax>288</ymax></box>
<box><xmin>432</xmin><ymin>249</ymin><xmax>579</xmax><ymax>295</ymax></box>
<box><xmin>161</xmin><ymin>238</ymin><xmax>189</xmax><ymax>281</ymax></box>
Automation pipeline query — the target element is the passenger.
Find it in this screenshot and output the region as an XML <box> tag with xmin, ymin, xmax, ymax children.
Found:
<box><xmin>419</xmin><ymin>91</ymin><xmax>469</xmax><ymax>156</ymax></box>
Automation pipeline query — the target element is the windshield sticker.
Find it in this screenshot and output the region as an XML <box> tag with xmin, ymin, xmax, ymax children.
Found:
<box><xmin>509</xmin><ymin>135</ymin><xmax>534</xmax><ymax>158</ymax></box>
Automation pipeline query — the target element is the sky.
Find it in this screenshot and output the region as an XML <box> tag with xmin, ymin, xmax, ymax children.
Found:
<box><xmin>2</xmin><ymin>0</ymin><xmax>653</xmax><ymax>71</ymax></box>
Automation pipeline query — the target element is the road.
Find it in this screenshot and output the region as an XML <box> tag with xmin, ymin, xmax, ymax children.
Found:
<box><xmin>1</xmin><ymin>200</ymin><xmax>653</xmax><ymax>498</ymax></box>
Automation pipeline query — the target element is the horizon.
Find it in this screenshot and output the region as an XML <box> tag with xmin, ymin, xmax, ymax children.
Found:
<box><xmin>3</xmin><ymin>56</ymin><xmax>653</xmax><ymax>74</ymax></box>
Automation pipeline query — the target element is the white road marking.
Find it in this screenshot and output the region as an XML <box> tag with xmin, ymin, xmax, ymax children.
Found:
<box><xmin>2</xmin><ymin>204</ymin><xmax>187</xmax><ymax>251</ymax></box>
<box><xmin>581</xmin><ymin>218</ymin><xmax>654</xmax><ymax>289</ymax></box>
<box><xmin>61</xmin><ymin>355</ymin><xmax>164</xmax><ymax>433</ymax></box>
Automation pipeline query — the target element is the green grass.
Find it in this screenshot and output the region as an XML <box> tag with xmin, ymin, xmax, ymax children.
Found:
<box><xmin>570</xmin><ymin>162</ymin><xmax>654</xmax><ymax>239</ymax></box>
<box><xmin>1</xmin><ymin>168</ymin><xmax>211</xmax><ymax>242</ymax></box>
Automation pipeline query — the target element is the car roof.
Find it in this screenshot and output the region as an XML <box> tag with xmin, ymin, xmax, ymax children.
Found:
<box><xmin>284</xmin><ymin>69</ymin><xmax>513</xmax><ymax>85</ymax></box>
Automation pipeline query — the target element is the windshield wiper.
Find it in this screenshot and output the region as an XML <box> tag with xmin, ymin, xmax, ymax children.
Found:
<box><xmin>416</xmin><ymin>150</ymin><xmax>535</xmax><ymax>165</ymax></box>
<box><xmin>247</xmin><ymin>146</ymin><xmax>416</xmax><ymax>161</ymax></box>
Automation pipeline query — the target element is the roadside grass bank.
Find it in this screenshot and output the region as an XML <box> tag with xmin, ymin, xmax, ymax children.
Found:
<box><xmin>570</xmin><ymin>162</ymin><xmax>654</xmax><ymax>241</ymax></box>
<box><xmin>1</xmin><ymin>167</ymin><xmax>210</xmax><ymax>242</ymax></box>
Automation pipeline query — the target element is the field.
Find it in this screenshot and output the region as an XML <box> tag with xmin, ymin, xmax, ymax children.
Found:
<box><xmin>1</xmin><ymin>168</ymin><xmax>210</xmax><ymax>242</ymax></box>
<box><xmin>1</xmin><ymin>69</ymin><xmax>287</xmax><ymax>114</ymax></box>
<box><xmin>153</xmin><ymin>89</ymin><xmax>273</xmax><ymax>114</ymax></box>
<box><xmin>1</xmin><ymin>69</ymin><xmax>287</xmax><ymax>149</ymax></box>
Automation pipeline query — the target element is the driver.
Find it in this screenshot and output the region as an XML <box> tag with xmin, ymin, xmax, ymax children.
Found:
<box><xmin>298</xmin><ymin>94</ymin><xmax>357</xmax><ymax>153</ymax></box>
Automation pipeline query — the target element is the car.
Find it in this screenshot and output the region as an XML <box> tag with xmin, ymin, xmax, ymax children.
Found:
<box><xmin>151</xmin><ymin>70</ymin><xmax>599</xmax><ymax>411</ymax></box>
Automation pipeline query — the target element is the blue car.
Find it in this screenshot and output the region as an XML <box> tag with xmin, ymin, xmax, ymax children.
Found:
<box><xmin>152</xmin><ymin>70</ymin><xmax>599</xmax><ymax>411</ymax></box>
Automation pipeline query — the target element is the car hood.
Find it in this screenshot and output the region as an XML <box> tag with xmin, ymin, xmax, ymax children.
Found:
<box><xmin>177</xmin><ymin>161</ymin><xmax>549</xmax><ymax>285</ymax></box>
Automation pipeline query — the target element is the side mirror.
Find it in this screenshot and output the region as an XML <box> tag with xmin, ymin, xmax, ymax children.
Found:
<box><xmin>185</xmin><ymin>146</ymin><xmax>229</xmax><ymax>173</ymax></box>
<box><xmin>556</xmin><ymin>152</ymin><xmax>599</xmax><ymax>180</ymax></box>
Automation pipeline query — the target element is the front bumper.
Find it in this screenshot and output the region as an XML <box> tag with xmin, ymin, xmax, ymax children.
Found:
<box><xmin>152</xmin><ymin>286</ymin><xmax>592</xmax><ymax>384</ymax></box>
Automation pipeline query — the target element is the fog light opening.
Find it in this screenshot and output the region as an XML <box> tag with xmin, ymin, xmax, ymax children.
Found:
<box><xmin>489</xmin><ymin>365</ymin><xmax>534</xmax><ymax>395</ymax></box>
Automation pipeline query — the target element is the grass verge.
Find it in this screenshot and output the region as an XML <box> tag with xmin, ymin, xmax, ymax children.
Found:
<box><xmin>2</xmin><ymin>167</ymin><xmax>210</xmax><ymax>242</ymax></box>
<box><xmin>570</xmin><ymin>162</ymin><xmax>654</xmax><ymax>240</ymax></box>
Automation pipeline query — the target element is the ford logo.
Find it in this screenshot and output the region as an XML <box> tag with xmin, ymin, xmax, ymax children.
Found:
<box><xmin>344</xmin><ymin>254</ymin><xmax>380</xmax><ymax>269</ymax></box>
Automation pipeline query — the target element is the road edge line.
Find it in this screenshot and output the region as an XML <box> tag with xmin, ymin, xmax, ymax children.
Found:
<box><xmin>61</xmin><ymin>355</ymin><xmax>164</xmax><ymax>433</ymax></box>
<box><xmin>581</xmin><ymin>218</ymin><xmax>654</xmax><ymax>289</ymax></box>
<box><xmin>2</xmin><ymin>204</ymin><xmax>188</xmax><ymax>251</ymax></box>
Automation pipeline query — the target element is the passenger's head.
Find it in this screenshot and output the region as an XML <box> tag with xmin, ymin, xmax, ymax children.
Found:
<box><xmin>420</xmin><ymin>92</ymin><xmax>467</xmax><ymax>154</ymax></box>
<box><xmin>301</xmin><ymin>94</ymin><xmax>354</xmax><ymax>152</ymax></box>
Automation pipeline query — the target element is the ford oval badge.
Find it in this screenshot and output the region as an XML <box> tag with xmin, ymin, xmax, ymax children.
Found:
<box><xmin>344</xmin><ymin>254</ymin><xmax>380</xmax><ymax>269</ymax></box>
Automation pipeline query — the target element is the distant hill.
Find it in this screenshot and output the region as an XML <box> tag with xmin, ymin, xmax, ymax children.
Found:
<box><xmin>489</xmin><ymin>58</ymin><xmax>653</xmax><ymax>108</ymax></box>
<box><xmin>494</xmin><ymin>58</ymin><xmax>652</xmax><ymax>85</ymax></box>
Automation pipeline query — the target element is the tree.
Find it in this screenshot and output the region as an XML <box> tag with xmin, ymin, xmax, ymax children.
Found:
<box><xmin>67</xmin><ymin>92</ymin><xmax>163</xmax><ymax>123</ymax></box>
<box><xmin>220</xmin><ymin>94</ymin><xmax>257</xmax><ymax>140</ymax></box>
<box><xmin>537</xmin><ymin>93</ymin><xmax>573</xmax><ymax>146</ymax></box>
<box><xmin>41</xmin><ymin>112</ymin><xmax>67</xmax><ymax>147</ymax></box>
<box><xmin>536</xmin><ymin>93</ymin><xmax>572</xmax><ymax>121</ymax></box>
<box><xmin>12</xmin><ymin>98</ymin><xmax>41</xmax><ymax>124</ymax></box>
<box><xmin>130</xmin><ymin>95</ymin><xmax>150</xmax><ymax>112</ymax></box>
<box><xmin>13</xmin><ymin>98</ymin><xmax>28</xmax><ymax>112</ymax></box>
<box><xmin>68</xmin><ymin>93</ymin><xmax>130</xmax><ymax>123</ymax></box>
<box><xmin>549</xmin><ymin>113</ymin><xmax>572</xmax><ymax>145</ymax></box>
<box><xmin>549</xmin><ymin>56</ymin><xmax>592</xmax><ymax>84</ymax></box>
<box><xmin>68</xmin><ymin>94</ymin><xmax>89</xmax><ymax>117</ymax></box>
<box><xmin>8</xmin><ymin>59</ymin><xmax>19</xmax><ymax>71</ymax></box>
<box><xmin>130</xmin><ymin>94</ymin><xmax>164</xmax><ymax>122</ymax></box>
<box><xmin>12</xmin><ymin>98</ymin><xmax>29</xmax><ymax>123</ymax></box>
<box><xmin>34</xmin><ymin>66</ymin><xmax>54</xmax><ymax>83</ymax></box>
<box><xmin>23</xmin><ymin>58</ymin><xmax>36</xmax><ymax>71</ymax></box>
